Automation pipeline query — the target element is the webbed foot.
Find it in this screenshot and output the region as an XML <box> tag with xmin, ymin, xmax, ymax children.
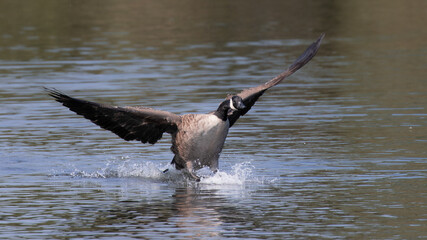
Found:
<box><xmin>186</xmin><ymin>170</ymin><xmax>201</xmax><ymax>182</ymax></box>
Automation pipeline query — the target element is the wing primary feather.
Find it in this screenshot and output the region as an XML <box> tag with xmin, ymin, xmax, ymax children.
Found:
<box><xmin>45</xmin><ymin>87</ymin><xmax>180</xmax><ymax>144</ymax></box>
<box><xmin>227</xmin><ymin>33</ymin><xmax>324</xmax><ymax>127</ymax></box>
<box><xmin>267</xmin><ymin>33</ymin><xmax>324</xmax><ymax>87</ymax></box>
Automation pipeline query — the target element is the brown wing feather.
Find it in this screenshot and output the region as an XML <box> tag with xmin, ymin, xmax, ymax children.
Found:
<box><xmin>227</xmin><ymin>33</ymin><xmax>324</xmax><ymax>127</ymax></box>
<box><xmin>46</xmin><ymin>88</ymin><xmax>181</xmax><ymax>144</ymax></box>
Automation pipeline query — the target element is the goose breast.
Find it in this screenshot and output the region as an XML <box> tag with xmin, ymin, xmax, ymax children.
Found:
<box><xmin>171</xmin><ymin>114</ymin><xmax>229</xmax><ymax>170</ymax></box>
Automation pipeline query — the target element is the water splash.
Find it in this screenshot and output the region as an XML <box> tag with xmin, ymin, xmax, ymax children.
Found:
<box><xmin>54</xmin><ymin>157</ymin><xmax>261</xmax><ymax>185</ymax></box>
<box><xmin>199</xmin><ymin>162</ymin><xmax>254</xmax><ymax>185</ymax></box>
<box><xmin>66</xmin><ymin>159</ymin><xmax>165</xmax><ymax>180</ymax></box>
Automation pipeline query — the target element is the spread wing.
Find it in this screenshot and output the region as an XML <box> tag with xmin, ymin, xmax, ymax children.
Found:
<box><xmin>227</xmin><ymin>33</ymin><xmax>324</xmax><ymax>127</ymax></box>
<box><xmin>46</xmin><ymin>88</ymin><xmax>181</xmax><ymax>144</ymax></box>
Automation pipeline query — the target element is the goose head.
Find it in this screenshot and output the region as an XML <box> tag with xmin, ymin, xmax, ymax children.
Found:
<box><xmin>229</xmin><ymin>95</ymin><xmax>246</xmax><ymax>111</ymax></box>
<box><xmin>214</xmin><ymin>96</ymin><xmax>245</xmax><ymax>121</ymax></box>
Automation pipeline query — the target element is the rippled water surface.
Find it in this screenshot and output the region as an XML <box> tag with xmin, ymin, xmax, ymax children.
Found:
<box><xmin>1</xmin><ymin>1</ymin><xmax>426</xmax><ymax>239</ymax></box>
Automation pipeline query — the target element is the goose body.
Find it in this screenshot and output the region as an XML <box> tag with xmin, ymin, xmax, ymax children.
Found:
<box><xmin>171</xmin><ymin>114</ymin><xmax>229</xmax><ymax>174</ymax></box>
<box><xmin>46</xmin><ymin>34</ymin><xmax>324</xmax><ymax>181</ymax></box>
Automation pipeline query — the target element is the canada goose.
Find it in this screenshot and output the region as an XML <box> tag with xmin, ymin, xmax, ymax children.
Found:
<box><xmin>46</xmin><ymin>34</ymin><xmax>324</xmax><ymax>181</ymax></box>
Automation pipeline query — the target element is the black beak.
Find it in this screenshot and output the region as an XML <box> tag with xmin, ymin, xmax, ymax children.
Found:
<box><xmin>236</xmin><ymin>101</ymin><xmax>246</xmax><ymax>110</ymax></box>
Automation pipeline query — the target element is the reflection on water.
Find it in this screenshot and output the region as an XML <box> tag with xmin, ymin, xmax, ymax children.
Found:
<box><xmin>1</xmin><ymin>0</ymin><xmax>426</xmax><ymax>239</ymax></box>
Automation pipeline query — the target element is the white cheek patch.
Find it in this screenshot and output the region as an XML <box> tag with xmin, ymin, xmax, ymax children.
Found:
<box><xmin>229</xmin><ymin>99</ymin><xmax>237</xmax><ymax>110</ymax></box>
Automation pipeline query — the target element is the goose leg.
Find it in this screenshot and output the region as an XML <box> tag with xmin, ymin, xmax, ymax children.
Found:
<box><xmin>185</xmin><ymin>161</ymin><xmax>201</xmax><ymax>182</ymax></box>
<box><xmin>165</xmin><ymin>157</ymin><xmax>201</xmax><ymax>181</ymax></box>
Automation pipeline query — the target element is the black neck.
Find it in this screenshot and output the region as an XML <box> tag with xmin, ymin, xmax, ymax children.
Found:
<box><xmin>213</xmin><ymin>100</ymin><xmax>230</xmax><ymax>121</ymax></box>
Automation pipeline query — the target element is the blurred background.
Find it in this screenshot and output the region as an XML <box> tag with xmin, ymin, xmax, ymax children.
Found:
<box><xmin>0</xmin><ymin>0</ymin><xmax>426</xmax><ymax>239</ymax></box>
